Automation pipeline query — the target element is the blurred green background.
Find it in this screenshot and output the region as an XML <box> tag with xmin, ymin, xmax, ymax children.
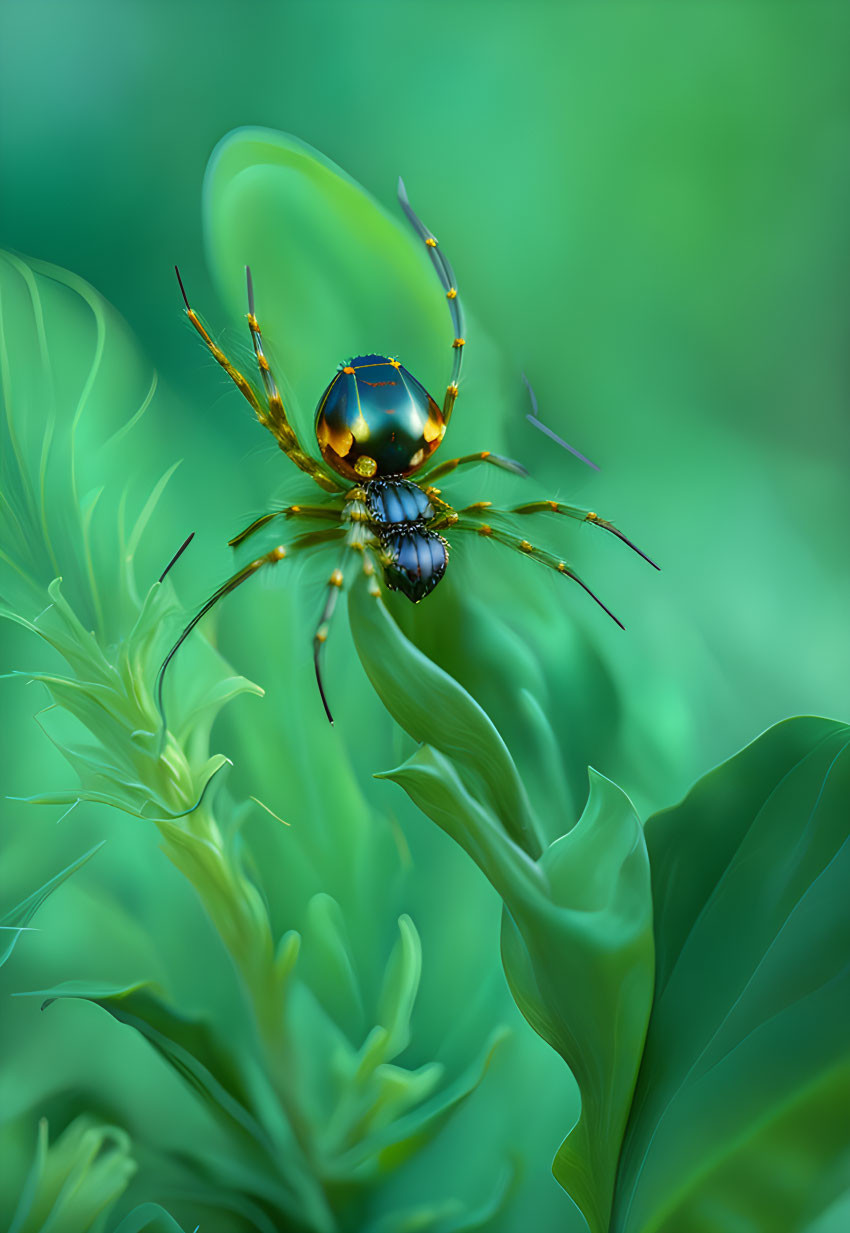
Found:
<box><xmin>1</xmin><ymin>2</ymin><xmax>848</xmax><ymax>1230</ymax></box>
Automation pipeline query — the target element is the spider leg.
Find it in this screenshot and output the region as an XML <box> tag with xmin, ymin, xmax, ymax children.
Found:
<box><xmin>459</xmin><ymin>499</ymin><xmax>660</xmax><ymax>570</ymax></box>
<box><xmin>156</xmin><ymin>527</ymin><xmax>345</xmax><ymax>734</ymax></box>
<box><xmin>312</xmin><ymin>543</ymin><xmax>382</xmax><ymax>724</ymax></box>
<box><xmin>244</xmin><ymin>267</ymin><xmax>341</xmax><ymax>493</ymax></box>
<box><xmin>398</xmin><ymin>178</ymin><xmax>465</xmax><ymax>427</ymax></box>
<box><xmin>175</xmin><ymin>266</ymin><xmax>267</xmax><ymax>417</ymax></box>
<box><xmin>159</xmin><ymin>532</ymin><xmax>195</xmax><ymax>583</ymax></box>
<box><xmin>228</xmin><ymin>502</ymin><xmax>343</xmax><ymax>550</ymax></box>
<box><xmin>450</xmin><ymin>517</ymin><xmax>625</xmax><ymax>629</ymax></box>
<box><xmin>420</xmin><ymin>450</ymin><xmax>528</xmax><ymax>486</ymax></box>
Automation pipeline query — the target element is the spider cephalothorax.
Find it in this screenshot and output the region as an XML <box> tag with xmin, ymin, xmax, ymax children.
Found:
<box><xmin>315</xmin><ymin>355</ymin><xmax>445</xmax><ymax>480</ymax></box>
<box><xmin>159</xmin><ymin>179</ymin><xmax>657</xmax><ymax>724</ymax></box>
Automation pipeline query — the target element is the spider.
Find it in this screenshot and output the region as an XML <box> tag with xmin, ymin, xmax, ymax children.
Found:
<box><xmin>158</xmin><ymin>180</ymin><xmax>658</xmax><ymax>725</ymax></box>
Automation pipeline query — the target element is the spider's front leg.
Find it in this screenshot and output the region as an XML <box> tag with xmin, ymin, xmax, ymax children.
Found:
<box><xmin>174</xmin><ymin>265</ymin><xmax>341</xmax><ymax>495</ymax></box>
<box><xmin>244</xmin><ymin>268</ymin><xmax>341</xmax><ymax>493</ymax></box>
<box><xmin>398</xmin><ymin>178</ymin><xmax>465</xmax><ymax>427</ymax></box>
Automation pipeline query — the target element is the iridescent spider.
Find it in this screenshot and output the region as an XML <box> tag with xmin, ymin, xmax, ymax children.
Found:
<box><xmin>158</xmin><ymin>180</ymin><xmax>658</xmax><ymax>724</ymax></box>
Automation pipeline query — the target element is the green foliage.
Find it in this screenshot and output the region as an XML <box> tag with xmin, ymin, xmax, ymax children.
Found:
<box><xmin>351</xmin><ymin>581</ymin><xmax>653</xmax><ymax>1233</ymax></box>
<box><xmin>613</xmin><ymin>717</ymin><xmax>850</xmax><ymax>1233</ymax></box>
<box><xmin>2</xmin><ymin>77</ymin><xmax>849</xmax><ymax>1233</ymax></box>
<box><xmin>351</xmin><ymin>579</ymin><xmax>850</xmax><ymax>1233</ymax></box>
<box><xmin>0</xmin><ymin>248</ymin><xmax>515</xmax><ymax>1230</ymax></box>
<box><xmin>0</xmin><ymin>843</ymin><xmax>104</xmax><ymax>969</ymax></box>
<box><xmin>7</xmin><ymin>1116</ymin><xmax>137</xmax><ymax>1233</ymax></box>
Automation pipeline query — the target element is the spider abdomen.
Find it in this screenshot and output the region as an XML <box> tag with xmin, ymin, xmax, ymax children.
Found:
<box><xmin>353</xmin><ymin>475</ymin><xmax>447</xmax><ymax>603</ymax></box>
<box><xmin>380</xmin><ymin>527</ymin><xmax>448</xmax><ymax>603</ymax></box>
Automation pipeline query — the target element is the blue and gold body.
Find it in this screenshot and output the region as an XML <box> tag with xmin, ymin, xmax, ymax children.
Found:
<box><xmin>162</xmin><ymin>179</ymin><xmax>657</xmax><ymax>726</ymax></box>
<box><xmin>315</xmin><ymin>354</ymin><xmax>445</xmax><ymax>482</ymax></box>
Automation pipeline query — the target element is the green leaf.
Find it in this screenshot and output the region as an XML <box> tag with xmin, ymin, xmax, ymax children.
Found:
<box><xmin>0</xmin><ymin>842</ymin><xmax>104</xmax><ymax>968</ymax></box>
<box><xmin>111</xmin><ymin>1205</ymin><xmax>192</xmax><ymax>1233</ymax></box>
<box><xmin>0</xmin><ymin>251</ymin><xmax>158</xmax><ymax>640</ymax></box>
<box><xmin>349</xmin><ymin>581</ymin><xmax>542</xmax><ymax>859</ymax></box>
<box><xmin>203</xmin><ymin>127</ymin><xmax>449</xmax><ymax>424</ymax></box>
<box><xmin>337</xmin><ymin>1028</ymin><xmax>509</xmax><ymax>1181</ymax></box>
<box><xmin>25</xmin><ymin>982</ymin><xmax>334</xmax><ymax>1229</ymax></box>
<box><xmin>352</xmin><ymin>584</ymin><xmax>654</xmax><ymax>1232</ymax></box>
<box><xmin>612</xmin><ymin>716</ymin><xmax>850</xmax><ymax>1233</ymax></box>
<box><xmin>29</xmin><ymin>982</ymin><xmax>275</xmax><ymax>1156</ymax></box>
<box><xmin>9</xmin><ymin>1116</ymin><xmax>136</xmax><ymax>1233</ymax></box>
<box><xmin>376</xmin><ymin>914</ymin><xmax>422</xmax><ymax>1062</ymax></box>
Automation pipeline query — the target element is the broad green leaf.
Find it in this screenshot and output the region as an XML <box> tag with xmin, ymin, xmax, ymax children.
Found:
<box><xmin>612</xmin><ymin>717</ymin><xmax>850</xmax><ymax>1233</ymax></box>
<box><xmin>0</xmin><ymin>842</ymin><xmax>104</xmax><ymax>968</ymax></box>
<box><xmin>352</xmin><ymin>584</ymin><xmax>654</xmax><ymax>1232</ymax></box>
<box><xmin>349</xmin><ymin>581</ymin><xmax>541</xmax><ymax>859</ymax></box>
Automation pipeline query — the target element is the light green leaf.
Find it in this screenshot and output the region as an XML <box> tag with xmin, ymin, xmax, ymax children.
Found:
<box><xmin>0</xmin><ymin>251</ymin><xmax>157</xmax><ymax>640</ymax></box>
<box><xmin>350</xmin><ymin>581</ymin><xmax>541</xmax><ymax>859</ymax></box>
<box><xmin>28</xmin><ymin>982</ymin><xmax>275</xmax><ymax>1157</ymax></box>
<box><xmin>9</xmin><ymin>1116</ymin><xmax>135</xmax><ymax>1233</ymax></box>
<box><xmin>204</xmin><ymin>127</ymin><xmax>448</xmax><ymax>426</ymax></box>
<box><xmin>612</xmin><ymin>717</ymin><xmax>850</xmax><ymax>1233</ymax></box>
<box><xmin>0</xmin><ymin>842</ymin><xmax>104</xmax><ymax>968</ymax></box>
<box><xmin>376</xmin><ymin>914</ymin><xmax>422</xmax><ymax>1063</ymax></box>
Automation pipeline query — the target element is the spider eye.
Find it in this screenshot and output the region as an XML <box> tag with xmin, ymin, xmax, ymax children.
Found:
<box><xmin>315</xmin><ymin>354</ymin><xmax>445</xmax><ymax>481</ymax></box>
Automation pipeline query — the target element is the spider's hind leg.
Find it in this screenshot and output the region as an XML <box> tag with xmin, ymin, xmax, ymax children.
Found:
<box><xmin>461</xmin><ymin>499</ymin><xmax>660</xmax><ymax>570</ymax></box>
<box><xmin>450</xmin><ymin>516</ymin><xmax>625</xmax><ymax>630</ymax></box>
<box><xmin>156</xmin><ymin>542</ymin><xmax>289</xmax><ymax>736</ymax></box>
<box><xmin>157</xmin><ymin>528</ymin><xmax>345</xmax><ymax>738</ymax></box>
